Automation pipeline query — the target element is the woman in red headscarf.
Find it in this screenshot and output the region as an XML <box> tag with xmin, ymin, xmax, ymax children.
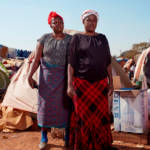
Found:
<box><xmin>28</xmin><ymin>11</ymin><xmax>72</xmax><ymax>149</ymax></box>
<box><xmin>67</xmin><ymin>10</ymin><xmax>114</xmax><ymax>150</ymax></box>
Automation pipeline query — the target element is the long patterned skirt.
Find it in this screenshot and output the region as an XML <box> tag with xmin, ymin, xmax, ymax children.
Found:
<box><xmin>69</xmin><ymin>77</ymin><xmax>112</xmax><ymax>150</ymax></box>
<box><xmin>37</xmin><ymin>61</ymin><xmax>70</xmax><ymax>128</ymax></box>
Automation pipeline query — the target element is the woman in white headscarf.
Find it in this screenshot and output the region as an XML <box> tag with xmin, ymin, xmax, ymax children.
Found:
<box><xmin>67</xmin><ymin>10</ymin><xmax>114</xmax><ymax>150</ymax></box>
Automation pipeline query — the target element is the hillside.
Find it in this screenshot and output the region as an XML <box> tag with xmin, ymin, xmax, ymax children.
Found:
<box><xmin>120</xmin><ymin>42</ymin><xmax>150</xmax><ymax>59</ymax></box>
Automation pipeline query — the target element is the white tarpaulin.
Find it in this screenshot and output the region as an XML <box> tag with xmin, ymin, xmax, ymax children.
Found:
<box><xmin>1</xmin><ymin>58</ymin><xmax>39</xmax><ymax>113</ymax></box>
<box><xmin>134</xmin><ymin>47</ymin><xmax>150</xmax><ymax>81</ymax></box>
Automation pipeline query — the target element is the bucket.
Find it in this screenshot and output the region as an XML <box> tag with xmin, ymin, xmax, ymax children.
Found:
<box><xmin>135</xmin><ymin>81</ymin><xmax>142</xmax><ymax>89</ymax></box>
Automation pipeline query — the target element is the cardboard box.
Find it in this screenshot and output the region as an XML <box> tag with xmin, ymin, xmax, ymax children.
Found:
<box><xmin>113</xmin><ymin>89</ymin><xmax>149</xmax><ymax>133</ymax></box>
<box><xmin>113</xmin><ymin>76</ymin><xmax>121</xmax><ymax>89</ymax></box>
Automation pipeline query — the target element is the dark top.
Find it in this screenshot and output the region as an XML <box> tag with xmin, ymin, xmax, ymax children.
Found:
<box><xmin>37</xmin><ymin>33</ymin><xmax>72</xmax><ymax>67</ymax></box>
<box><xmin>68</xmin><ymin>33</ymin><xmax>111</xmax><ymax>82</ymax></box>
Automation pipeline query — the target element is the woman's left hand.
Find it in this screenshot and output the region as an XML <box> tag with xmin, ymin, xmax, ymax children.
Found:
<box><xmin>108</xmin><ymin>83</ymin><xmax>114</xmax><ymax>96</ymax></box>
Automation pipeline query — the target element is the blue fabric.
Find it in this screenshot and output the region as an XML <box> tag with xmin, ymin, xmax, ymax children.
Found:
<box><xmin>38</xmin><ymin>123</ymin><xmax>67</xmax><ymax>128</ymax></box>
<box><xmin>120</xmin><ymin>88</ymin><xmax>134</xmax><ymax>90</ymax></box>
<box><xmin>0</xmin><ymin>44</ymin><xmax>3</xmax><ymax>49</ymax></box>
<box><xmin>45</xmin><ymin>63</ymin><xmax>64</xmax><ymax>68</ymax></box>
<box><xmin>41</xmin><ymin>131</ymin><xmax>48</xmax><ymax>143</ymax></box>
<box><xmin>16</xmin><ymin>49</ymin><xmax>31</xmax><ymax>58</ymax></box>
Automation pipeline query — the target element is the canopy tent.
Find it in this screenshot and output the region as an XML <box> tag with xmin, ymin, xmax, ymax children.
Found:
<box><xmin>134</xmin><ymin>47</ymin><xmax>150</xmax><ymax>82</ymax></box>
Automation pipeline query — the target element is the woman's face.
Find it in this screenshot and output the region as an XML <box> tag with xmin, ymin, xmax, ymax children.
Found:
<box><xmin>83</xmin><ymin>14</ymin><xmax>97</xmax><ymax>33</ymax></box>
<box><xmin>50</xmin><ymin>17</ymin><xmax>64</xmax><ymax>33</ymax></box>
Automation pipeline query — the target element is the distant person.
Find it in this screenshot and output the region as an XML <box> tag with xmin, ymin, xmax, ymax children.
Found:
<box><xmin>28</xmin><ymin>11</ymin><xmax>72</xmax><ymax>149</ymax></box>
<box><xmin>67</xmin><ymin>9</ymin><xmax>114</xmax><ymax>150</ymax></box>
<box><xmin>123</xmin><ymin>58</ymin><xmax>134</xmax><ymax>73</ymax></box>
<box><xmin>143</xmin><ymin>52</ymin><xmax>150</xmax><ymax>88</ymax></box>
<box><xmin>129</xmin><ymin>63</ymin><xmax>136</xmax><ymax>80</ymax></box>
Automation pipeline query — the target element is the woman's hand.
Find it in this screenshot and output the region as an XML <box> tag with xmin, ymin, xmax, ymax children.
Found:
<box><xmin>67</xmin><ymin>86</ymin><xmax>76</xmax><ymax>98</ymax></box>
<box><xmin>108</xmin><ymin>83</ymin><xmax>114</xmax><ymax>96</ymax></box>
<box><xmin>107</xmin><ymin>64</ymin><xmax>114</xmax><ymax>96</ymax></box>
<box><xmin>28</xmin><ymin>76</ymin><xmax>37</xmax><ymax>89</ymax></box>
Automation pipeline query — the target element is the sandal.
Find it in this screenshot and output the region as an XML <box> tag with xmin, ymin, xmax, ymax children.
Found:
<box><xmin>39</xmin><ymin>142</ymin><xmax>47</xmax><ymax>150</ymax></box>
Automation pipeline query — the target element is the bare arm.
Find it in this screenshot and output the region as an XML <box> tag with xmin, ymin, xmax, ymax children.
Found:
<box><xmin>67</xmin><ymin>64</ymin><xmax>76</xmax><ymax>98</ymax></box>
<box><xmin>28</xmin><ymin>42</ymin><xmax>43</xmax><ymax>88</ymax></box>
<box><xmin>68</xmin><ymin>64</ymin><xmax>74</xmax><ymax>87</ymax></box>
<box><xmin>107</xmin><ymin>64</ymin><xmax>114</xmax><ymax>96</ymax></box>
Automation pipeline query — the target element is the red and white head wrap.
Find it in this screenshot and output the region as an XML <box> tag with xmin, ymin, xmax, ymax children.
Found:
<box><xmin>48</xmin><ymin>11</ymin><xmax>63</xmax><ymax>25</ymax></box>
<box><xmin>81</xmin><ymin>9</ymin><xmax>99</xmax><ymax>22</ymax></box>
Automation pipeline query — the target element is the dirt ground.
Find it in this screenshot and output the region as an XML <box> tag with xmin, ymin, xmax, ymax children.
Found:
<box><xmin>1</xmin><ymin>130</ymin><xmax>150</xmax><ymax>150</ymax></box>
<box><xmin>0</xmin><ymin>130</ymin><xmax>65</xmax><ymax>150</ymax></box>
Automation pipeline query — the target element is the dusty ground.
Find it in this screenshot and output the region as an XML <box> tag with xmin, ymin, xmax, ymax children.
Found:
<box><xmin>1</xmin><ymin>130</ymin><xmax>150</xmax><ymax>150</ymax></box>
<box><xmin>1</xmin><ymin>102</ymin><xmax>150</xmax><ymax>150</ymax></box>
<box><xmin>0</xmin><ymin>130</ymin><xmax>65</xmax><ymax>150</ymax></box>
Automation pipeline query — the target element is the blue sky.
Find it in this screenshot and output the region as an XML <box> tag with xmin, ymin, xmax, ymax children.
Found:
<box><xmin>0</xmin><ymin>0</ymin><xmax>150</xmax><ymax>56</ymax></box>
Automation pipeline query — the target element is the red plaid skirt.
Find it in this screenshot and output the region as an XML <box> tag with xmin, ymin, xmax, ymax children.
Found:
<box><xmin>69</xmin><ymin>77</ymin><xmax>112</xmax><ymax>150</ymax></box>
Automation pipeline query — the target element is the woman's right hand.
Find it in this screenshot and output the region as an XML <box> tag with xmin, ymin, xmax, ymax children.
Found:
<box><xmin>28</xmin><ymin>76</ymin><xmax>37</xmax><ymax>89</ymax></box>
<box><xmin>67</xmin><ymin>86</ymin><xmax>76</xmax><ymax>98</ymax></box>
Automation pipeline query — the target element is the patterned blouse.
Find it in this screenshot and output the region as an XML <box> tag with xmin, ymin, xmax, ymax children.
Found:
<box><xmin>38</xmin><ymin>33</ymin><xmax>72</xmax><ymax>67</ymax></box>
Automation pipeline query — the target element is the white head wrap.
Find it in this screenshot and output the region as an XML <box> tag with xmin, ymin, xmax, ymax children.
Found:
<box><xmin>81</xmin><ymin>9</ymin><xmax>99</xmax><ymax>22</ymax></box>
